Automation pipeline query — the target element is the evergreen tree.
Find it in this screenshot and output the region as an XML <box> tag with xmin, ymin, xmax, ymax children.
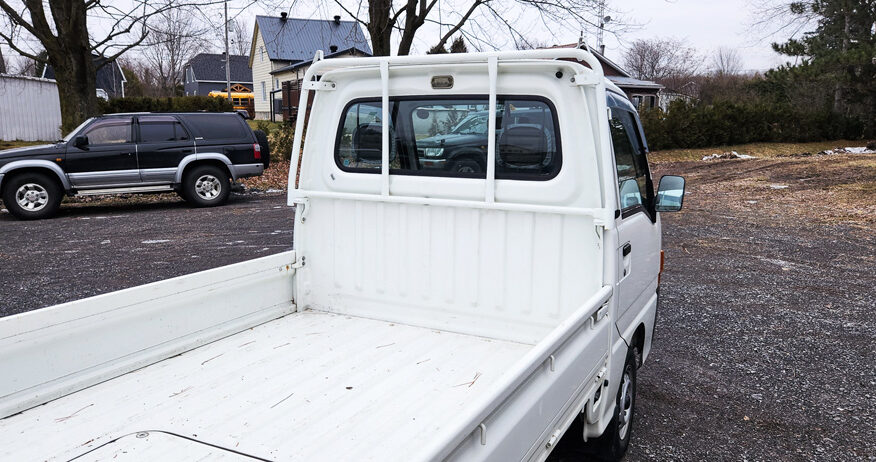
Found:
<box><xmin>772</xmin><ymin>0</ymin><xmax>875</xmax><ymax>132</ymax></box>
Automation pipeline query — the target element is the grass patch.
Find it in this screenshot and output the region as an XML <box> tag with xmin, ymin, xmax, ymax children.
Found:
<box><xmin>649</xmin><ymin>140</ymin><xmax>868</xmax><ymax>162</ymax></box>
<box><xmin>247</xmin><ymin>120</ymin><xmax>285</xmax><ymax>135</ymax></box>
<box><xmin>0</xmin><ymin>140</ymin><xmax>48</xmax><ymax>150</ymax></box>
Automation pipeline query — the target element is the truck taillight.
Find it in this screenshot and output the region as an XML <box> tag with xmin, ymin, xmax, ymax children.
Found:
<box><xmin>253</xmin><ymin>142</ymin><xmax>261</xmax><ymax>160</ymax></box>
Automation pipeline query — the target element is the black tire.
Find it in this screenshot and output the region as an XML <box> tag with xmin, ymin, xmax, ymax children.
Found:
<box><xmin>452</xmin><ymin>158</ymin><xmax>483</xmax><ymax>174</ymax></box>
<box><xmin>586</xmin><ymin>346</ymin><xmax>638</xmax><ymax>461</ymax></box>
<box><xmin>181</xmin><ymin>164</ymin><xmax>230</xmax><ymax>207</ymax></box>
<box><xmin>1</xmin><ymin>171</ymin><xmax>63</xmax><ymax>220</ymax></box>
<box><xmin>253</xmin><ymin>129</ymin><xmax>270</xmax><ymax>168</ymax></box>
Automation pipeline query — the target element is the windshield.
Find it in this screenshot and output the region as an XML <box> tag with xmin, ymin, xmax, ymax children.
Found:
<box><xmin>62</xmin><ymin>118</ymin><xmax>94</xmax><ymax>142</ymax></box>
<box><xmin>451</xmin><ymin>114</ymin><xmax>487</xmax><ymax>135</ymax></box>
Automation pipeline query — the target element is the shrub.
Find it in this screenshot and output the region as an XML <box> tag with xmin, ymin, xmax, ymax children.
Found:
<box><xmin>268</xmin><ymin>125</ymin><xmax>295</xmax><ymax>161</ymax></box>
<box><xmin>640</xmin><ymin>101</ymin><xmax>865</xmax><ymax>150</ymax></box>
<box><xmin>99</xmin><ymin>96</ymin><xmax>233</xmax><ymax>114</ymax></box>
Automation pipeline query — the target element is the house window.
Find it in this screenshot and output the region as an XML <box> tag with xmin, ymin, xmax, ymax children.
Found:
<box><xmin>260</xmin><ymin>46</ymin><xmax>265</xmax><ymax>63</ymax></box>
<box><xmin>261</xmin><ymin>81</ymin><xmax>267</xmax><ymax>101</ymax></box>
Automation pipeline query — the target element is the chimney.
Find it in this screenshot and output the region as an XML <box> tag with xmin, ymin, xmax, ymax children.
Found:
<box><xmin>329</xmin><ymin>45</ymin><xmax>338</xmax><ymax>53</ymax></box>
<box><xmin>280</xmin><ymin>12</ymin><xmax>288</xmax><ymax>21</ymax></box>
<box><xmin>333</xmin><ymin>15</ymin><xmax>341</xmax><ymax>25</ymax></box>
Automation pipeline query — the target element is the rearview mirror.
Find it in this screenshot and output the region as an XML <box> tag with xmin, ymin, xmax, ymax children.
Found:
<box><xmin>655</xmin><ymin>175</ymin><xmax>685</xmax><ymax>212</ymax></box>
<box><xmin>73</xmin><ymin>135</ymin><xmax>89</xmax><ymax>149</ymax></box>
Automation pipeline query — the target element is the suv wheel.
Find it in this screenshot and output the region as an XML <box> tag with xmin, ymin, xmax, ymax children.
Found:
<box><xmin>2</xmin><ymin>172</ymin><xmax>63</xmax><ymax>220</ymax></box>
<box><xmin>181</xmin><ymin>165</ymin><xmax>230</xmax><ymax>207</ymax></box>
<box><xmin>453</xmin><ymin>158</ymin><xmax>483</xmax><ymax>173</ymax></box>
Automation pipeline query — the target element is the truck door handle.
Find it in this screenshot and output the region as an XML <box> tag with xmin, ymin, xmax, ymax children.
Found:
<box><xmin>622</xmin><ymin>243</ymin><xmax>632</xmax><ymax>256</ymax></box>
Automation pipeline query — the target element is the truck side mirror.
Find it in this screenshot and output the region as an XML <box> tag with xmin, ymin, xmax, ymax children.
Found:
<box><xmin>655</xmin><ymin>175</ymin><xmax>685</xmax><ymax>212</ymax></box>
<box><xmin>73</xmin><ymin>135</ymin><xmax>89</xmax><ymax>149</ymax></box>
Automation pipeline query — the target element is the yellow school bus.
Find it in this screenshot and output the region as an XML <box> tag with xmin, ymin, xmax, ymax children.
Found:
<box><xmin>209</xmin><ymin>90</ymin><xmax>255</xmax><ymax>114</ymax></box>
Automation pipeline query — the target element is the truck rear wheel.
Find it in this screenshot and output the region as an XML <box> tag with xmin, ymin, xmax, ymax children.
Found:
<box><xmin>181</xmin><ymin>165</ymin><xmax>230</xmax><ymax>207</ymax></box>
<box><xmin>586</xmin><ymin>346</ymin><xmax>638</xmax><ymax>461</ymax></box>
<box><xmin>2</xmin><ymin>172</ymin><xmax>63</xmax><ymax>220</ymax></box>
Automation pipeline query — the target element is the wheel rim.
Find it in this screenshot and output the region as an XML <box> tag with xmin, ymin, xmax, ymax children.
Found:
<box><xmin>15</xmin><ymin>183</ymin><xmax>49</xmax><ymax>212</ymax></box>
<box><xmin>457</xmin><ymin>165</ymin><xmax>476</xmax><ymax>173</ymax></box>
<box><xmin>194</xmin><ymin>174</ymin><xmax>222</xmax><ymax>200</ymax></box>
<box><xmin>617</xmin><ymin>368</ymin><xmax>633</xmax><ymax>440</ymax></box>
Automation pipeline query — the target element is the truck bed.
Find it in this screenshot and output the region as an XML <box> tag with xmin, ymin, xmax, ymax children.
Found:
<box><xmin>1</xmin><ymin>310</ymin><xmax>531</xmax><ymax>461</ymax></box>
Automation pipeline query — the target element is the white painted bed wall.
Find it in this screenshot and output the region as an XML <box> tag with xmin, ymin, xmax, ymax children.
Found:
<box><xmin>294</xmin><ymin>62</ymin><xmax>606</xmax><ymax>344</ymax></box>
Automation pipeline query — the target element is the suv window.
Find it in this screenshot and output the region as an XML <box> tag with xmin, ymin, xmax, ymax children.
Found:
<box><xmin>183</xmin><ymin>114</ymin><xmax>249</xmax><ymax>140</ymax></box>
<box><xmin>609</xmin><ymin>108</ymin><xmax>649</xmax><ymax>211</ymax></box>
<box><xmin>83</xmin><ymin>118</ymin><xmax>132</xmax><ymax>145</ymax></box>
<box><xmin>335</xmin><ymin>96</ymin><xmax>561</xmax><ymax>180</ymax></box>
<box><xmin>139</xmin><ymin>116</ymin><xmax>190</xmax><ymax>142</ymax></box>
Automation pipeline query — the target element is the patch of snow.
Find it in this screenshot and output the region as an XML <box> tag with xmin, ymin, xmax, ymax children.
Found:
<box><xmin>265</xmin><ymin>188</ymin><xmax>285</xmax><ymax>193</ymax></box>
<box><xmin>769</xmin><ymin>184</ymin><xmax>789</xmax><ymax>189</ymax></box>
<box><xmin>702</xmin><ymin>151</ymin><xmax>757</xmax><ymax>161</ymax></box>
<box><xmin>746</xmin><ymin>200</ymin><xmax>758</xmax><ymax>204</ymax></box>
<box><xmin>819</xmin><ymin>146</ymin><xmax>876</xmax><ymax>155</ymax></box>
<box><xmin>141</xmin><ymin>239</ymin><xmax>171</xmax><ymax>244</ymax></box>
<box><xmin>100</xmin><ymin>240</ymin><xmax>111</xmax><ymax>245</ymax></box>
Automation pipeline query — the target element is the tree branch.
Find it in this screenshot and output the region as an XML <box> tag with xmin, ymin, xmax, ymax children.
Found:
<box><xmin>431</xmin><ymin>0</ymin><xmax>483</xmax><ymax>52</ymax></box>
<box><xmin>0</xmin><ymin>29</ymin><xmax>43</xmax><ymax>62</ymax></box>
<box><xmin>334</xmin><ymin>0</ymin><xmax>369</xmax><ymax>27</ymax></box>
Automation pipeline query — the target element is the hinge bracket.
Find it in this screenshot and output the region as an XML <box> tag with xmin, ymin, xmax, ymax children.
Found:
<box><xmin>571</xmin><ymin>71</ymin><xmax>600</xmax><ymax>86</ymax></box>
<box><xmin>303</xmin><ymin>80</ymin><xmax>336</xmax><ymax>91</ymax></box>
<box><xmin>291</xmin><ymin>198</ymin><xmax>310</xmax><ymax>223</ymax></box>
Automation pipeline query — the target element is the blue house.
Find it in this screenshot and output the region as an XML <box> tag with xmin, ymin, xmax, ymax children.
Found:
<box><xmin>182</xmin><ymin>53</ymin><xmax>253</xmax><ymax>96</ymax></box>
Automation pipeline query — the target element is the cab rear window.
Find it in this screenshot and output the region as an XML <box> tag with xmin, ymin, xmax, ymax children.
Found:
<box><xmin>335</xmin><ymin>96</ymin><xmax>561</xmax><ymax>180</ymax></box>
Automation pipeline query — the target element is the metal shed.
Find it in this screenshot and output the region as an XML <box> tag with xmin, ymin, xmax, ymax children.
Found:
<box><xmin>0</xmin><ymin>74</ymin><xmax>62</xmax><ymax>142</ymax></box>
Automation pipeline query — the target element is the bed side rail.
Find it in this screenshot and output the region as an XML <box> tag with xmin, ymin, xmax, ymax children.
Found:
<box><xmin>0</xmin><ymin>251</ymin><xmax>297</xmax><ymax>419</ymax></box>
<box><xmin>422</xmin><ymin>284</ymin><xmax>614</xmax><ymax>461</ymax></box>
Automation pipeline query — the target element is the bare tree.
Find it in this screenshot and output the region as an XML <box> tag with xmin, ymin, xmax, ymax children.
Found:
<box><xmin>623</xmin><ymin>38</ymin><xmax>702</xmax><ymax>90</ymax></box>
<box><xmin>229</xmin><ymin>18</ymin><xmax>251</xmax><ymax>56</ymax></box>
<box><xmin>0</xmin><ymin>0</ymin><xmax>220</xmax><ymax>132</ymax></box>
<box><xmin>746</xmin><ymin>0</ymin><xmax>820</xmax><ymax>43</ymax></box>
<box><xmin>141</xmin><ymin>5</ymin><xmax>209</xmax><ymax>97</ymax></box>
<box><xmin>334</xmin><ymin>0</ymin><xmax>627</xmax><ymax>57</ymax></box>
<box><xmin>711</xmin><ymin>47</ymin><xmax>743</xmax><ymax>76</ymax></box>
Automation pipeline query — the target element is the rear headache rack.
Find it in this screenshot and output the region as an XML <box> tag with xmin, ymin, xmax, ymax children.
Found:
<box><xmin>286</xmin><ymin>48</ymin><xmax>613</xmax><ymax>227</ymax></box>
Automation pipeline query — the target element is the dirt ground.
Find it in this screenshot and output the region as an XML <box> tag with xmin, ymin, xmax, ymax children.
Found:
<box><xmin>1</xmin><ymin>150</ymin><xmax>874</xmax><ymax>460</ymax></box>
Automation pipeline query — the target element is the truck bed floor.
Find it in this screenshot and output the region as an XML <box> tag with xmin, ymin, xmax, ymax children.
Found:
<box><xmin>1</xmin><ymin>310</ymin><xmax>532</xmax><ymax>461</ymax></box>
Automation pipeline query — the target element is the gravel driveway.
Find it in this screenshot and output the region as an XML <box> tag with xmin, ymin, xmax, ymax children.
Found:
<box><xmin>1</xmin><ymin>155</ymin><xmax>873</xmax><ymax>460</ymax></box>
<box><xmin>0</xmin><ymin>192</ymin><xmax>294</xmax><ymax>316</ymax></box>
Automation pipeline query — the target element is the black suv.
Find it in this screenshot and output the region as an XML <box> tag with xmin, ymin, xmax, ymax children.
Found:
<box><xmin>0</xmin><ymin>112</ymin><xmax>269</xmax><ymax>220</ymax></box>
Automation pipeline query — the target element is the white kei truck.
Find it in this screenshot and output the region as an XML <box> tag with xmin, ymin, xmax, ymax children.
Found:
<box><xmin>0</xmin><ymin>48</ymin><xmax>685</xmax><ymax>461</ymax></box>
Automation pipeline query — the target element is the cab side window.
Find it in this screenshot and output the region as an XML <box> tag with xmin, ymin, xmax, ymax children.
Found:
<box><xmin>609</xmin><ymin>108</ymin><xmax>650</xmax><ymax>213</ymax></box>
<box><xmin>83</xmin><ymin>118</ymin><xmax>132</xmax><ymax>145</ymax></box>
<box><xmin>139</xmin><ymin>116</ymin><xmax>190</xmax><ymax>142</ymax></box>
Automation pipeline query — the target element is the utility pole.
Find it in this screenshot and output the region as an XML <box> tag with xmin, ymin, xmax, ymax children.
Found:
<box><xmin>597</xmin><ymin>0</ymin><xmax>606</xmax><ymax>55</ymax></box>
<box><xmin>224</xmin><ymin>0</ymin><xmax>232</xmax><ymax>103</ymax></box>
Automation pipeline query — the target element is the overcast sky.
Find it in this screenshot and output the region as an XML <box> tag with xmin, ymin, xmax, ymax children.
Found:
<box><xmin>598</xmin><ymin>0</ymin><xmax>790</xmax><ymax>72</ymax></box>
<box><xmin>1</xmin><ymin>0</ymin><xmax>801</xmax><ymax>73</ymax></box>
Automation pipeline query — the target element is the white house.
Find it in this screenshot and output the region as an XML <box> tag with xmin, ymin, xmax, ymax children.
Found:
<box><xmin>249</xmin><ymin>13</ymin><xmax>371</xmax><ymax>120</ymax></box>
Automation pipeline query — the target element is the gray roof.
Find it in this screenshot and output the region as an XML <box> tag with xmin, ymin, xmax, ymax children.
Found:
<box><xmin>606</xmin><ymin>76</ymin><xmax>663</xmax><ymax>90</ymax></box>
<box><xmin>255</xmin><ymin>15</ymin><xmax>371</xmax><ymax>62</ymax></box>
<box><xmin>186</xmin><ymin>54</ymin><xmax>252</xmax><ymax>83</ymax></box>
<box><xmin>269</xmin><ymin>45</ymin><xmax>372</xmax><ymax>74</ymax></box>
